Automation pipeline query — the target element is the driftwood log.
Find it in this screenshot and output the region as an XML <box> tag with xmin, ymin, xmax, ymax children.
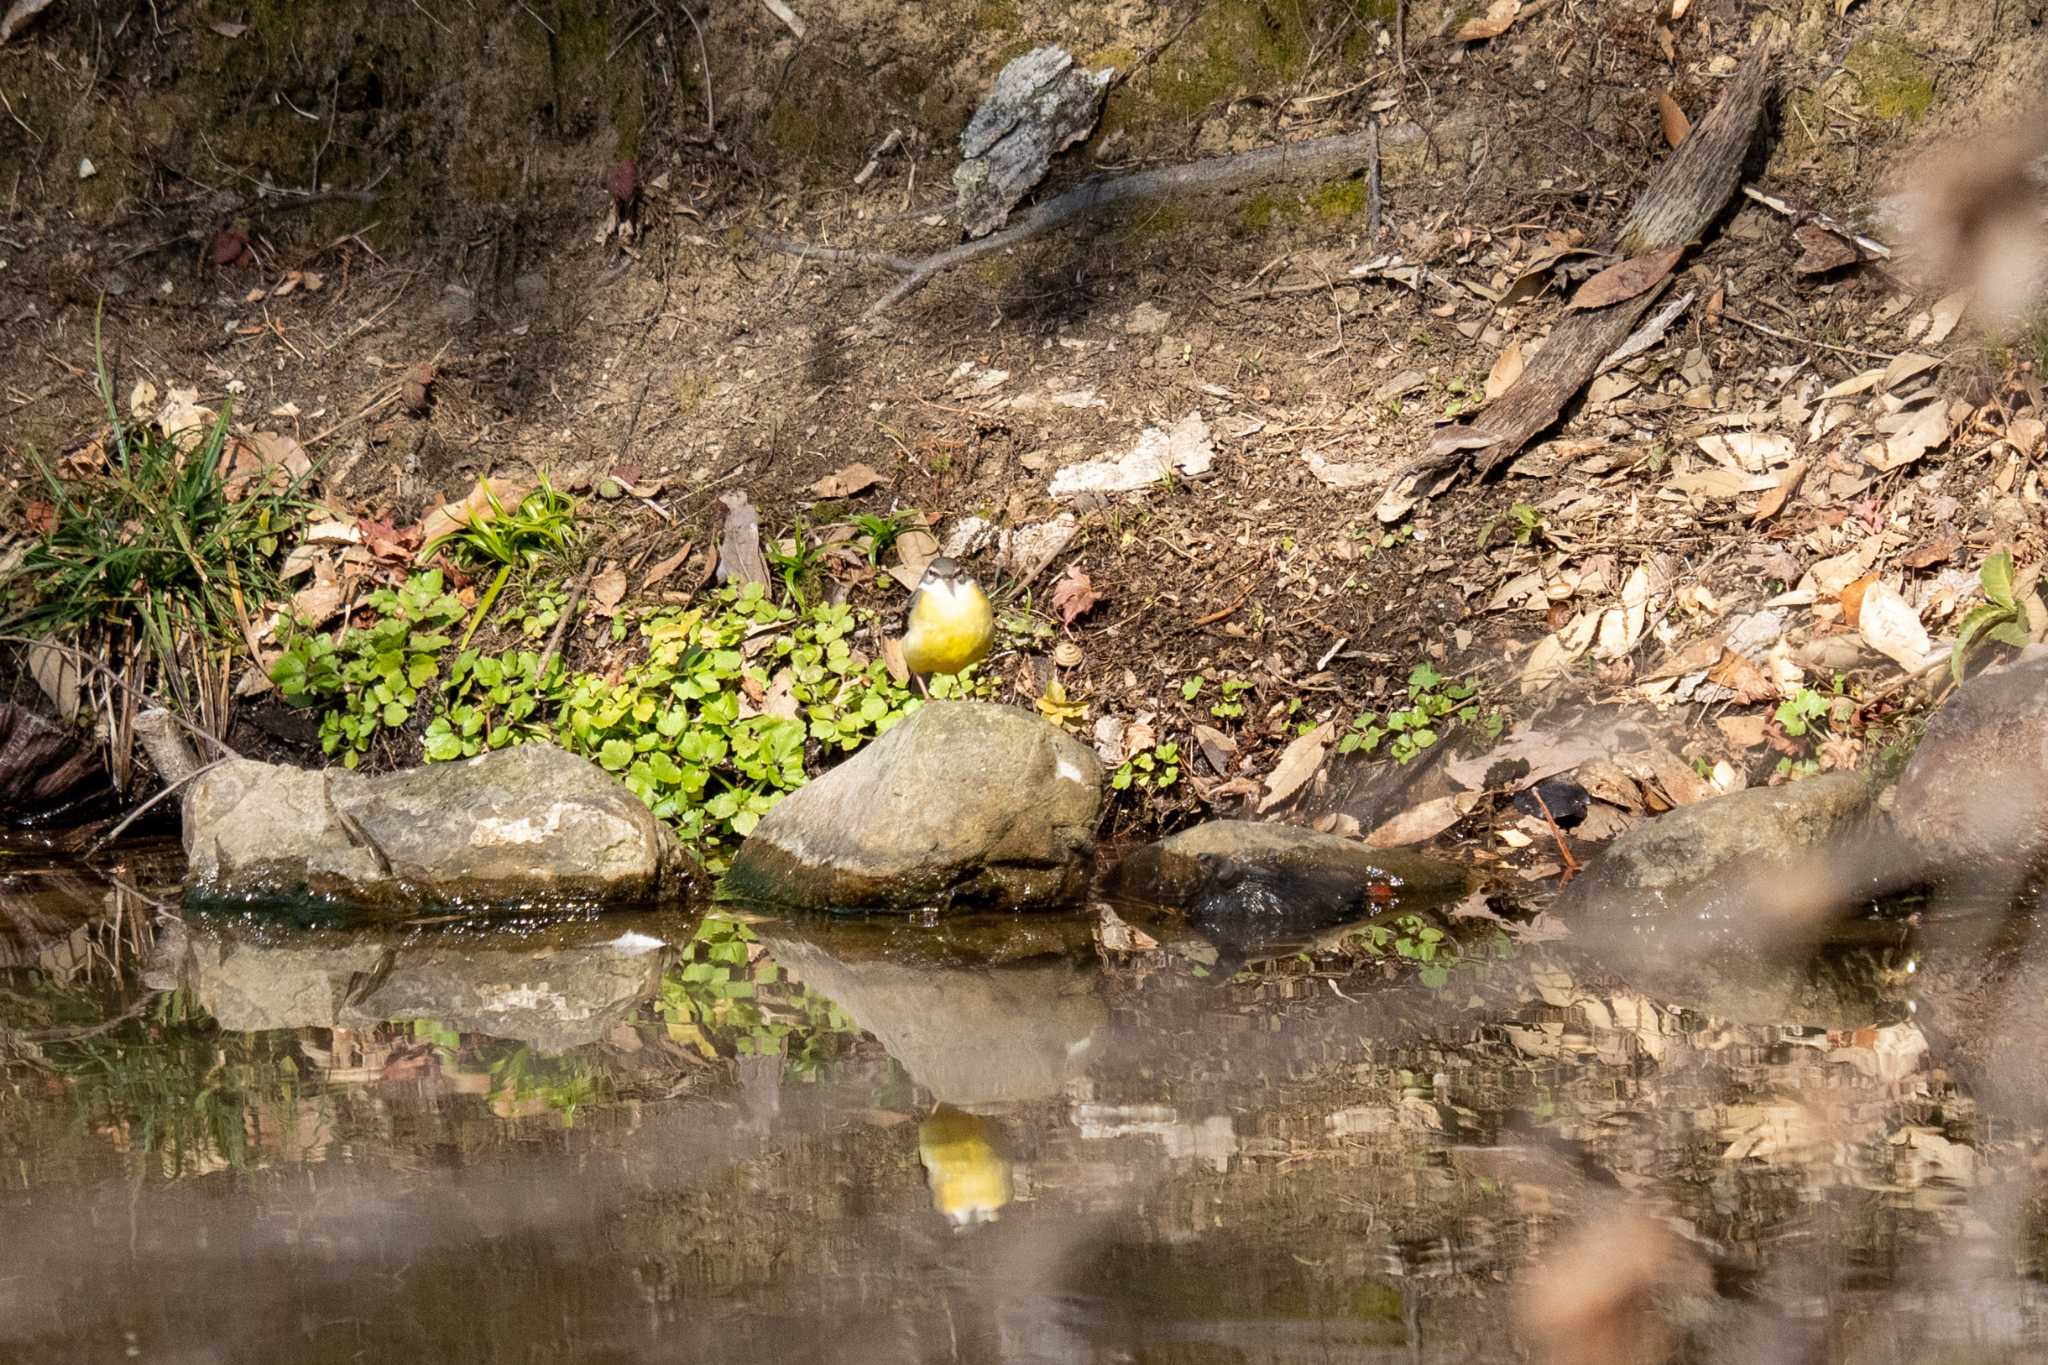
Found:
<box><xmin>757</xmin><ymin>130</ymin><xmax>1382</xmax><ymax>317</ymax></box>
<box><xmin>1376</xmin><ymin>42</ymin><xmax>1777</xmax><ymax>518</ymax></box>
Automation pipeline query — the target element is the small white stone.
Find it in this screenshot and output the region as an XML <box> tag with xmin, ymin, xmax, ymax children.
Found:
<box><xmin>78</xmin><ymin>157</ymin><xmax>97</xmax><ymax>180</ymax></box>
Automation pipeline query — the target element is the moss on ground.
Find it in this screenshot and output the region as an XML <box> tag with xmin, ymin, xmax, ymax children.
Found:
<box><xmin>1844</xmin><ymin>38</ymin><xmax>1935</xmax><ymax>121</ymax></box>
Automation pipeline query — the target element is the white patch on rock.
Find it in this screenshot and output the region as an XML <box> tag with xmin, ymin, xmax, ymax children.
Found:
<box><xmin>609</xmin><ymin>931</ymin><xmax>666</xmax><ymax>953</ymax></box>
<box><xmin>476</xmin><ymin>808</ymin><xmax>568</xmax><ymax>844</ymax></box>
<box><xmin>1056</xmin><ymin>755</ymin><xmax>1087</xmax><ymax>784</ymax></box>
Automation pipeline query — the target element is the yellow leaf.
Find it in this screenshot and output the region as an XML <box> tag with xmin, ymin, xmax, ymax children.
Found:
<box><xmin>1034</xmin><ymin>678</ymin><xmax>1088</xmax><ymax>727</ymax></box>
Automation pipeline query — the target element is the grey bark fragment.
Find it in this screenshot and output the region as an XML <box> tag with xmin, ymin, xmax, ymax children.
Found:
<box><xmin>955</xmin><ymin>46</ymin><xmax>1112</xmax><ymax>239</ymax></box>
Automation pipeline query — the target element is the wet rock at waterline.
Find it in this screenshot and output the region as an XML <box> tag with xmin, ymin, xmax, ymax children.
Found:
<box><xmin>143</xmin><ymin>914</ymin><xmax>680</xmax><ymax>1052</ymax></box>
<box><xmin>1556</xmin><ymin>773</ymin><xmax>1883</xmax><ymax>1021</ymax></box>
<box><xmin>719</xmin><ymin>701</ymin><xmax>1102</xmax><ymax>912</ymax></box>
<box><xmin>1107</xmin><ymin>819</ymin><xmax>1471</xmax><ymax>967</ymax></box>
<box><xmin>183</xmin><ymin>743</ymin><xmax>697</xmax><ymax>910</ymax></box>
<box><xmin>752</xmin><ymin>914</ymin><xmax>1103</xmax><ymax>1106</ymax></box>
<box><xmin>1889</xmin><ymin>650</ymin><xmax>2048</xmax><ymax>879</ymax></box>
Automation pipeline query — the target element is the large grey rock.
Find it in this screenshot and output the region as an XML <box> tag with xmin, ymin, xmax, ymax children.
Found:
<box><xmin>183</xmin><ymin>743</ymin><xmax>695</xmax><ymax>909</ymax></box>
<box><xmin>1557</xmin><ymin>773</ymin><xmax>1882</xmax><ymax>1021</ymax></box>
<box><xmin>953</xmin><ymin>46</ymin><xmax>1111</xmax><ymax>237</ymax></box>
<box><xmin>719</xmin><ymin>701</ymin><xmax>1102</xmax><ymax>912</ymax></box>
<box><xmin>1889</xmin><ymin>650</ymin><xmax>2048</xmax><ymax>879</ymax></box>
<box><xmin>753</xmin><ymin>914</ymin><xmax>1103</xmax><ymax>1106</ymax></box>
<box><xmin>145</xmin><ymin>913</ymin><xmax>684</xmax><ymax>1051</ymax></box>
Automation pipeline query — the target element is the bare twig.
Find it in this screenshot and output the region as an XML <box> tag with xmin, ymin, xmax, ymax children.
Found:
<box><xmin>748</xmin><ymin>231</ymin><xmax>918</xmax><ymax>273</ymax></box>
<box><xmin>538</xmin><ymin>554</ymin><xmax>602</xmax><ymax>679</ymax></box>
<box><xmin>759</xmin><ymin>131</ymin><xmax>1382</xmax><ymax>316</ymax></box>
<box><xmin>0</xmin><ymin>636</ymin><xmax>238</xmax><ymax>757</ymax></box>
<box><xmin>85</xmin><ymin>759</ymin><xmax>227</xmax><ymax>856</ymax></box>
<box><xmin>675</xmin><ymin>1</ymin><xmax>717</xmax><ymax>135</ymax></box>
<box><xmin>1740</xmin><ymin>182</ymin><xmax>1893</xmax><ymax>260</ymax></box>
<box><xmin>3</xmin><ymin>992</ymin><xmax>161</xmax><ymax>1046</ymax></box>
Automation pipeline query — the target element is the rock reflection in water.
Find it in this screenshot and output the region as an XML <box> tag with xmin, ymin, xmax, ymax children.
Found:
<box><xmin>145</xmin><ymin>911</ymin><xmax>686</xmax><ymax>1052</ymax></box>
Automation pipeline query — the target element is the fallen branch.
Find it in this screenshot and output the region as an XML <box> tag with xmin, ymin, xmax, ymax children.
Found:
<box><xmin>1376</xmin><ymin>42</ymin><xmax>1778</xmax><ymax>519</ymax></box>
<box><xmin>759</xmin><ymin>130</ymin><xmax>1381</xmax><ymax>316</ymax></box>
<box><xmin>1740</xmin><ymin>182</ymin><xmax>1893</xmax><ymax>260</ymax></box>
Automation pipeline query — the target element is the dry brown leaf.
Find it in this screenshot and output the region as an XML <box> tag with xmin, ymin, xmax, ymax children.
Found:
<box><xmin>1706</xmin><ymin>649</ymin><xmax>1776</xmax><ymax>703</ymax></box>
<box><xmin>1656</xmin><ymin>90</ymin><xmax>1691</xmax><ymax>148</ymax></box>
<box><xmin>1792</xmin><ymin>222</ymin><xmax>1862</xmax><ymax>275</ymax></box>
<box><xmin>641</xmin><ymin>542</ymin><xmax>696</xmax><ymax>591</ymax></box>
<box><xmin>809</xmin><ymin>462</ymin><xmax>887</xmax><ymax>498</ymax></box>
<box><xmin>1456</xmin><ymin>0</ymin><xmax>1521</xmax><ymax>41</ymax></box>
<box><xmin>1568</xmin><ymin>246</ymin><xmax>1684</xmax><ymax>311</ymax></box>
<box><xmin>1858</xmin><ymin>581</ymin><xmax>1940</xmax><ymax>672</ymax></box>
<box><xmin>1750</xmin><ymin>459</ymin><xmax>1807</xmax><ymax>523</ymax></box>
<box><xmin>0</xmin><ymin>0</ymin><xmax>57</xmax><ymax>44</ymax></box>
<box><xmin>1364</xmin><ymin>793</ymin><xmax>1480</xmax><ymax>847</ymax></box>
<box><xmin>1484</xmin><ymin>339</ymin><xmax>1525</xmax><ymax>400</ymax></box>
<box><xmin>588</xmin><ymin>566</ymin><xmax>629</xmax><ymax>617</ymax></box>
<box><xmin>1716</xmin><ymin>713</ymin><xmax>1769</xmax><ymax>749</ymax></box>
<box><xmin>209</xmin><ymin>20</ymin><xmax>249</xmax><ymax>37</ymax></box>
<box><xmin>1667</xmin><ymin>468</ymin><xmax>1778</xmax><ymax>500</ymax></box>
<box><xmin>1839</xmin><ymin>573</ymin><xmax>1877</xmax><ymax>627</ymax></box>
<box><xmin>1881</xmin><ymin>351</ymin><xmax>1940</xmax><ymax>391</ymax></box>
<box><xmin>1870</xmin><ymin>403</ymin><xmax>1951</xmax><ymax>471</ymax></box>
<box><xmin>1258</xmin><ymin>722</ymin><xmax>1334</xmax><ymax>813</ymax></box>
<box><xmin>1519</xmin><ymin>612</ymin><xmax>1599</xmax><ymax>694</ymax></box>
<box><xmin>418</xmin><ymin>477</ymin><xmax>536</xmax><ymax>555</ymax></box>
<box><xmin>1050</xmin><ymin>563</ymin><xmax>1100</xmax><ymax>625</ymax></box>
<box><xmin>888</xmin><ymin>526</ymin><xmax>940</xmax><ymax>590</ymax></box>
<box><xmin>1924</xmin><ymin>289</ymin><xmax>1970</xmax><ymax>346</ymax></box>
<box><xmin>1899</xmin><ymin>537</ymin><xmax>1959</xmax><ymax>569</ymax></box>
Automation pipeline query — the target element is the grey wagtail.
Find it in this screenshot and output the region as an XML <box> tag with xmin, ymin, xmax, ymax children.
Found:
<box><xmin>901</xmin><ymin>556</ymin><xmax>994</xmax><ymax>690</ymax></box>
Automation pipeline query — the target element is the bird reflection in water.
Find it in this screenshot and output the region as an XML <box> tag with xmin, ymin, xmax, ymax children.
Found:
<box><xmin>918</xmin><ymin>1104</ymin><xmax>1014</xmax><ymax>1228</ymax></box>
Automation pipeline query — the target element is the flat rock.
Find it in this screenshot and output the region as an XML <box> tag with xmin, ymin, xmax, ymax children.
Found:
<box><xmin>183</xmin><ymin>743</ymin><xmax>696</xmax><ymax>910</ymax></box>
<box><xmin>1888</xmin><ymin>650</ymin><xmax>2048</xmax><ymax>878</ymax></box>
<box><xmin>1556</xmin><ymin>773</ymin><xmax>1881</xmax><ymax>1021</ymax></box>
<box><xmin>719</xmin><ymin>701</ymin><xmax>1102</xmax><ymax>912</ymax></box>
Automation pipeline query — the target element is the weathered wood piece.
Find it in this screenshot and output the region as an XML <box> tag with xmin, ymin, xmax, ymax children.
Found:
<box><xmin>954</xmin><ymin>46</ymin><xmax>1112</xmax><ymax>238</ymax></box>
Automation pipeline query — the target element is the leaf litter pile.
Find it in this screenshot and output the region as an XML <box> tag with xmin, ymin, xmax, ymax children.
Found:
<box><xmin>0</xmin><ymin>0</ymin><xmax>2043</xmax><ymax>892</ymax></box>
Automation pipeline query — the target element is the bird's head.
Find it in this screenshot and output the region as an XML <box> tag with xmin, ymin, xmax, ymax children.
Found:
<box><xmin>917</xmin><ymin>556</ymin><xmax>979</xmax><ymax>596</ymax></box>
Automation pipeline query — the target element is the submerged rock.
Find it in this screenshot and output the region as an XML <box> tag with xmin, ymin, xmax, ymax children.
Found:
<box><xmin>1106</xmin><ymin>819</ymin><xmax>1470</xmax><ymax>966</ymax></box>
<box><xmin>1557</xmin><ymin>773</ymin><xmax>1883</xmax><ymax>1020</ymax></box>
<box><xmin>1888</xmin><ymin>650</ymin><xmax>2048</xmax><ymax>880</ymax></box>
<box><xmin>720</xmin><ymin>701</ymin><xmax>1102</xmax><ymax>912</ymax></box>
<box><xmin>183</xmin><ymin>743</ymin><xmax>696</xmax><ymax>910</ymax></box>
<box><xmin>144</xmin><ymin>913</ymin><xmax>682</xmax><ymax>1052</ymax></box>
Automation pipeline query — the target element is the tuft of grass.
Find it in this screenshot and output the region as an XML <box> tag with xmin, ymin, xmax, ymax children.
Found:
<box><xmin>2</xmin><ymin>316</ymin><xmax>306</xmax><ymax>732</ymax></box>
<box><xmin>426</xmin><ymin>476</ymin><xmax>578</xmax><ymax>649</ymax></box>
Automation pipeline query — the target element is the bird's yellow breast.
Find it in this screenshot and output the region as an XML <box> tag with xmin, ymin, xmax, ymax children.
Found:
<box><xmin>903</xmin><ymin>580</ymin><xmax>993</xmax><ymax>675</ymax></box>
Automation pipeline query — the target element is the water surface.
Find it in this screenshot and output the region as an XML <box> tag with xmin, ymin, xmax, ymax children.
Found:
<box><xmin>2</xmin><ymin>841</ymin><xmax>2042</xmax><ymax>1363</ymax></box>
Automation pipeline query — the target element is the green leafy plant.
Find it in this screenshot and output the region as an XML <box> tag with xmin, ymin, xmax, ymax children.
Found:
<box><xmin>1112</xmin><ymin>742</ymin><xmax>1181</xmax><ymax>792</ymax></box>
<box><xmin>1351</xmin><ymin>523</ymin><xmax>1414</xmax><ymax>555</ymax></box>
<box><xmin>657</xmin><ymin>915</ymin><xmax>858</xmax><ymax>1077</ymax></box>
<box><xmin>1439</xmin><ymin>376</ymin><xmax>1479</xmax><ymax>419</ymax></box>
<box><xmin>1952</xmin><ymin>551</ymin><xmax>2036</xmax><ymax>681</ymax></box>
<box><xmin>764</xmin><ymin>520</ymin><xmax>828</xmax><ymax>607</ymax></box>
<box><xmin>850</xmin><ymin>512</ymin><xmax>912</xmax><ymax>566</ymax></box>
<box><xmin>426</xmin><ymin>477</ymin><xmax>578</xmax><ymax>649</ymax></box>
<box><xmin>1338</xmin><ymin>664</ymin><xmax>1501</xmax><ymax>763</ymax></box>
<box><xmin>422</xmin><ymin>646</ymin><xmax>565</xmax><ymax>761</ymax></box>
<box><xmin>1209</xmin><ymin>678</ymin><xmax>1253</xmax><ymax>720</ymax></box>
<box><xmin>484</xmin><ymin>1043</ymin><xmax>602</xmax><ymax>1125</ymax></box>
<box><xmin>271</xmin><ymin>570</ymin><xmax>465</xmax><ymax>766</ymax></box>
<box><xmin>554</xmin><ymin>585</ymin><xmax>938</xmax><ymax>861</ymax></box>
<box><xmin>1774</xmin><ymin>686</ymin><xmax>1829</xmax><ymax>739</ymax></box>
<box><xmin>1180</xmin><ymin>675</ymin><xmax>1205</xmax><ymax>701</ymax></box>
